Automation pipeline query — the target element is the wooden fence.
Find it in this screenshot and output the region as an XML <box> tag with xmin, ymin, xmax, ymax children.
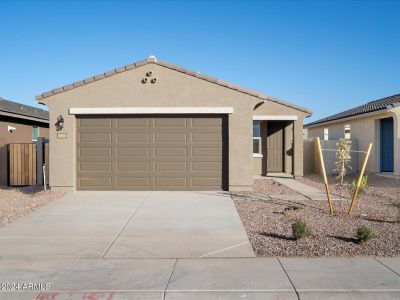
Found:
<box><xmin>8</xmin><ymin>139</ymin><xmax>49</xmax><ymax>186</ymax></box>
<box><xmin>8</xmin><ymin>143</ymin><xmax>37</xmax><ymax>185</ymax></box>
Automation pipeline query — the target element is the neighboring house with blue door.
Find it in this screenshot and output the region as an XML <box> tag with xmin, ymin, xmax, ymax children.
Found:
<box><xmin>304</xmin><ymin>94</ymin><xmax>400</xmax><ymax>176</ymax></box>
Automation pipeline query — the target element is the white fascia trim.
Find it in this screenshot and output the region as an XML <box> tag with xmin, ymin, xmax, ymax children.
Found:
<box><xmin>69</xmin><ymin>107</ymin><xmax>234</xmax><ymax>115</ymax></box>
<box><xmin>253</xmin><ymin>115</ymin><xmax>298</xmax><ymax>121</ymax></box>
<box><xmin>305</xmin><ymin>109</ymin><xmax>390</xmax><ymax>129</ymax></box>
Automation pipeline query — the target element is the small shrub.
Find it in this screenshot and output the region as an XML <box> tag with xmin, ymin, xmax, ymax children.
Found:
<box><xmin>292</xmin><ymin>220</ymin><xmax>311</xmax><ymax>240</ymax></box>
<box><xmin>285</xmin><ymin>204</ymin><xmax>302</xmax><ymax>211</ymax></box>
<box><xmin>350</xmin><ymin>175</ymin><xmax>368</xmax><ymax>198</ymax></box>
<box><xmin>334</xmin><ymin>138</ymin><xmax>352</xmax><ymax>186</ymax></box>
<box><xmin>356</xmin><ymin>225</ymin><xmax>373</xmax><ymax>243</ymax></box>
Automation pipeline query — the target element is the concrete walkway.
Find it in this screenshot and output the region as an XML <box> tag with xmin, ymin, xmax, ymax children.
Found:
<box><xmin>1</xmin><ymin>257</ymin><xmax>399</xmax><ymax>299</ymax></box>
<box><xmin>0</xmin><ymin>191</ymin><xmax>254</xmax><ymax>259</ymax></box>
<box><xmin>273</xmin><ymin>177</ymin><xmax>341</xmax><ymax>200</ymax></box>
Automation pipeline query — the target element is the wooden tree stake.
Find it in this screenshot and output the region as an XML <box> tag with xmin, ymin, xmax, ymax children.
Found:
<box><xmin>348</xmin><ymin>142</ymin><xmax>373</xmax><ymax>215</ymax></box>
<box><xmin>316</xmin><ymin>137</ymin><xmax>334</xmax><ymax>215</ymax></box>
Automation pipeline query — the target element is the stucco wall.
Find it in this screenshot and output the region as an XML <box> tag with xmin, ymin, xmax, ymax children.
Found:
<box><xmin>40</xmin><ymin>63</ymin><xmax>309</xmax><ymax>190</ymax></box>
<box><xmin>0</xmin><ymin>117</ymin><xmax>49</xmax><ymax>185</ymax></box>
<box><xmin>307</xmin><ymin>111</ymin><xmax>396</xmax><ymax>174</ymax></box>
<box><xmin>303</xmin><ymin>138</ymin><xmax>314</xmax><ymax>175</ymax></box>
<box><xmin>253</xmin><ymin>156</ymin><xmax>262</xmax><ymax>175</ymax></box>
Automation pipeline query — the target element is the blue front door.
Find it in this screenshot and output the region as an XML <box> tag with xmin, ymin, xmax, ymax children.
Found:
<box><xmin>380</xmin><ymin>118</ymin><xmax>394</xmax><ymax>172</ymax></box>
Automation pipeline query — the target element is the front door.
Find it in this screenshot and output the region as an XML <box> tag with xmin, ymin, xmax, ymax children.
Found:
<box><xmin>265</xmin><ymin>122</ymin><xmax>284</xmax><ymax>173</ymax></box>
<box><xmin>380</xmin><ymin>117</ymin><xmax>394</xmax><ymax>172</ymax></box>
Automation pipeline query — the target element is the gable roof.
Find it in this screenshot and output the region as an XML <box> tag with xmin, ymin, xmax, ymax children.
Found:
<box><xmin>35</xmin><ymin>56</ymin><xmax>312</xmax><ymax>115</ymax></box>
<box><xmin>0</xmin><ymin>97</ymin><xmax>49</xmax><ymax>122</ymax></box>
<box><xmin>305</xmin><ymin>94</ymin><xmax>400</xmax><ymax>128</ymax></box>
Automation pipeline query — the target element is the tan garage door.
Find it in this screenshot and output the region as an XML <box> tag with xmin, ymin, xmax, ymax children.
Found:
<box><xmin>76</xmin><ymin>115</ymin><xmax>227</xmax><ymax>190</ymax></box>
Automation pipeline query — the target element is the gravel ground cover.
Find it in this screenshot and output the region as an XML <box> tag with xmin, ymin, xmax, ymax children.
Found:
<box><xmin>240</xmin><ymin>178</ymin><xmax>300</xmax><ymax>195</ymax></box>
<box><xmin>233</xmin><ymin>175</ymin><xmax>400</xmax><ymax>257</ymax></box>
<box><xmin>0</xmin><ymin>186</ymin><xmax>65</xmax><ymax>227</ymax></box>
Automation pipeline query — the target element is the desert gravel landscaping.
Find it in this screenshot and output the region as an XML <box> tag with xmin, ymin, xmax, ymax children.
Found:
<box><xmin>0</xmin><ymin>186</ymin><xmax>65</xmax><ymax>227</ymax></box>
<box><xmin>233</xmin><ymin>175</ymin><xmax>400</xmax><ymax>257</ymax></box>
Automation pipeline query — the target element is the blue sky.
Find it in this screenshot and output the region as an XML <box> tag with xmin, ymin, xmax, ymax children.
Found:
<box><xmin>0</xmin><ymin>0</ymin><xmax>399</xmax><ymax>122</ymax></box>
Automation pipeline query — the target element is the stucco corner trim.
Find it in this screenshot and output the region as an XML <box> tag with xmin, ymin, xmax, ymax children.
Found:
<box><xmin>253</xmin><ymin>115</ymin><xmax>298</xmax><ymax>121</ymax></box>
<box><xmin>69</xmin><ymin>107</ymin><xmax>234</xmax><ymax>115</ymax></box>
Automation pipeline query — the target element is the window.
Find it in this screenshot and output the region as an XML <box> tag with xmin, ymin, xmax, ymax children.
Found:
<box><xmin>253</xmin><ymin>122</ymin><xmax>261</xmax><ymax>154</ymax></box>
<box><xmin>323</xmin><ymin>128</ymin><xmax>329</xmax><ymax>141</ymax></box>
<box><xmin>32</xmin><ymin>126</ymin><xmax>39</xmax><ymax>142</ymax></box>
<box><xmin>344</xmin><ymin>124</ymin><xmax>351</xmax><ymax>139</ymax></box>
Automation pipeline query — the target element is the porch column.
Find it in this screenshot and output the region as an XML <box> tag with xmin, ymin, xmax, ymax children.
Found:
<box><xmin>293</xmin><ymin>119</ymin><xmax>304</xmax><ymax>177</ymax></box>
<box><xmin>284</xmin><ymin>121</ymin><xmax>294</xmax><ymax>174</ymax></box>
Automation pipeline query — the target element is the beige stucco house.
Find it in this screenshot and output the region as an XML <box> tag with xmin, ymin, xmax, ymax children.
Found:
<box><xmin>305</xmin><ymin>94</ymin><xmax>400</xmax><ymax>176</ymax></box>
<box><xmin>36</xmin><ymin>56</ymin><xmax>311</xmax><ymax>191</ymax></box>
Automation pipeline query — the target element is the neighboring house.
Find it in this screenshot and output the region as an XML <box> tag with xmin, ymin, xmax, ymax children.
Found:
<box><xmin>36</xmin><ymin>56</ymin><xmax>311</xmax><ymax>191</ymax></box>
<box><xmin>305</xmin><ymin>94</ymin><xmax>400</xmax><ymax>176</ymax></box>
<box><xmin>0</xmin><ymin>98</ymin><xmax>49</xmax><ymax>185</ymax></box>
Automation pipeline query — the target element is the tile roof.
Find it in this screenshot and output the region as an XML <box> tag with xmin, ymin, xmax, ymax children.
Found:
<box><xmin>305</xmin><ymin>94</ymin><xmax>400</xmax><ymax>127</ymax></box>
<box><xmin>0</xmin><ymin>97</ymin><xmax>49</xmax><ymax>121</ymax></box>
<box><xmin>35</xmin><ymin>56</ymin><xmax>312</xmax><ymax>114</ymax></box>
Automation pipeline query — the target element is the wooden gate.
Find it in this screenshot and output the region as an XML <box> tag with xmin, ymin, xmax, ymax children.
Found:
<box><xmin>8</xmin><ymin>143</ymin><xmax>37</xmax><ymax>186</ymax></box>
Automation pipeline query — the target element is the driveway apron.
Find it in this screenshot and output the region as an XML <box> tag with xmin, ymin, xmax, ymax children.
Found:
<box><xmin>0</xmin><ymin>191</ymin><xmax>254</xmax><ymax>259</ymax></box>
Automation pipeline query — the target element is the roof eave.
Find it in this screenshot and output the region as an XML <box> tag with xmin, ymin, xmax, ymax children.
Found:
<box><xmin>35</xmin><ymin>57</ymin><xmax>312</xmax><ymax>115</ymax></box>
<box><xmin>0</xmin><ymin>110</ymin><xmax>49</xmax><ymax>123</ymax></box>
<box><xmin>304</xmin><ymin>108</ymin><xmax>389</xmax><ymax>128</ymax></box>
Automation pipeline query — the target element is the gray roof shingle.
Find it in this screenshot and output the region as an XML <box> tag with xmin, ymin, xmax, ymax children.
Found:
<box><xmin>35</xmin><ymin>56</ymin><xmax>312</xmax><ymax>115</ymax></box>
<box><xmin>0</xmin><ymin>97</ymin><xmax>49</xmax><ymax>121</ymax></box>
<box><xmin>305</xmin><ymin>94</ymin><xmax>400</xmax><ymax>127</ymax></box>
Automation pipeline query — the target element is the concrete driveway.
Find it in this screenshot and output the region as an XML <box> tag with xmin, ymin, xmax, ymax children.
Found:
<box><xmin>0</xmin><ymin>191</ymin><xmax>254</xmax><ymax>259</ymax></box>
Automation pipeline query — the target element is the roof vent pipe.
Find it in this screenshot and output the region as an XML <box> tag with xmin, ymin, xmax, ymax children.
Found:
<box><xmin>147</xmin><ymin>55</ymin><xmax>157</xmax><ymax>62</ymax></box>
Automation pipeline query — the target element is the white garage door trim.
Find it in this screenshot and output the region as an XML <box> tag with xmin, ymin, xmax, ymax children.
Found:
<box><xmin>69</xmin><ymin>107</ymin><xmax>234</xmax><ymax>115</ymax></box>
<box><xmin>253</xmin><ymin>115</ymin><xmax>298</xmax><ymax>121</ymax></box>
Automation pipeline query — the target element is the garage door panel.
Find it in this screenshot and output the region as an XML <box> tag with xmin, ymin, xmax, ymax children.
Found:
<box><xmin>79</xmin><ymin>177</ymin><xmax>112</xmax><ymax>188</ymax></box>
<box><xmin>117</xmin><ymin>133</ymin><xmax>149</xmax><ymax>143</ymax></box>
<box><xmin>116</xmin><ymin>118</ymin><xmax>150</xmax><ymax>127</ymax></box>
<box><xmin>192</xmin><ymin>118</ymin><xmax>222</xmax><ymax>126</ymax></box>
<box><xmin>155</xmin><ymin>132</ymin><xmax>187</xmax><ymax>142</ymax></box>
<box><xmin>116</xmin><ymin>147</ymin><xmax>149</xmax><ymax>157</ymax></box>
<box><xmin>79</xmin><ymin>118</ymin><xmax>112</xmax><ymax>127</ymax></box>
<box><xmin>156</xmin><ymin>177</ymin><xmax>187</xmax><ymax>187</ymax></box>
<box><xmin>79</xmin><ymin>147</ymin><xmax>112</xmax><ymax>158</ymax></box>
<box><xmin>192</xmin><ymin>147</ymin><xmax>221</xmax><ymax>156</ymax></box>
<box><xmin>192</xmin><ymin>132</ymin><xmax>221</xmax><ymax>142</ymax></box>
<box><xmin>155</xmin><ymin>161</ymin><xmax>187</xmax><ymax>171</ymax></box>
<box><xmin>190</xmin><ymin>157</ymin><xmax>222</xmax><ymax>163</ymax></box>
<box><xmin>79</xmin><ymin>162</ymin><xmax>112</xmax><ymax>172</ymax></box>
<box><xmin>192</xmin><ymin>178</ymin><xmax>221</xmax><ymax>187</ymax></box>
<box><xmin>116</xmin><ymin>162</ymin><xmax>149</xmax><ymax>172</ymax></box>
<box><xmin>77</xmin><ymin>115</ymin><xmax>226</xmax><ymax>190</ymax></box>
<box><xmin>192</xmin><ymin>161</ymin><xmax>221</xmax><ymax>171</ymax></box>
<box><xmin>117</xmin><ymin>177</ymin><xmax>150</xmax><ymax>187</ymax></box>
<box><xmin>79</xmin><ymin>133</ymin><xmax>112</xmax><ymax>143</ymax></box>
<box><xmin>155</xmin><ymin>147</ymin><xmax>187</xmax><ymax>157</ymax></box>
<box><xmin>155</xmin><ymin>118</ymin><xmax>187</xmax><ymax>126</ymax></box>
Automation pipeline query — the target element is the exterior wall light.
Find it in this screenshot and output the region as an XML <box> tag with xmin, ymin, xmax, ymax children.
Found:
<box><xmin>55</xmin><ymin>115</ymin><xmax>64</xmax><ymax>131</ymax></box>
